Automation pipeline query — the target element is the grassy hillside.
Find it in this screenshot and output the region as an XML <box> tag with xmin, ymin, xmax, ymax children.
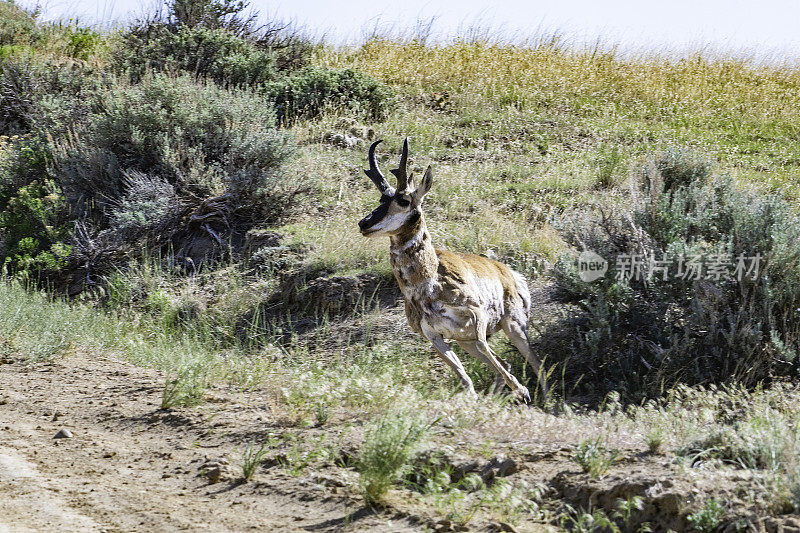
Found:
<box><xmin>2</xmin><ymin>0</ymin><xmax>800</xmax><ymax>529</ymax></box>
<box><xmin>290</xmin><ymin>38</ymin><xmax>800</xmax><ymax>273</ymax></box>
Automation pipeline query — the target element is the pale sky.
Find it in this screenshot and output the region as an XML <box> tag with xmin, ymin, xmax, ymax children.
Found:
<box><xmin>27</xmin><ymin>0</ymin><xmax>800</xmax><ymax>59</ymax></box>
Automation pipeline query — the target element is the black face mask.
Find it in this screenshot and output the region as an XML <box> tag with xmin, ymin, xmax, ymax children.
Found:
<box><xmin>358</xmin><ymin>194</ymin><xmax>393</xmax><ymax>231</ymax></box>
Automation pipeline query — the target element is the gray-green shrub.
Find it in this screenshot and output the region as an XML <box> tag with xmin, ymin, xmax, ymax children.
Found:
<box><xmin>57</xmin><ymin>73</ymin><xmax>296</xmax><ymax>256</ymax></box>
<box><xmin>115</xmin><ymin>25</ymin><xmax>279</xmax><ymax>88</ymax></box>
<box><xmin>546</xmin><ymin>149</ymin><xmax>800</xmax><ymax>401</ymax></box>
<box><xmin>115</xmin><ymin>0</ymin><xmax>313</xmax><ymax>85</ymax></box>
<box><xmin>0</xmin><ymin>1</ymin><xmax>40</xmax><ymax>47</ymax></box>
<box><xmin>0</xmin><ymin>55</ymin><xmax>102</xmax><ymax>135</ymax></box>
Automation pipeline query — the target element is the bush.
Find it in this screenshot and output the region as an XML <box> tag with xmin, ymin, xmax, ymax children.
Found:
<box><xmin>0</xmin><ymin>1</ymin><xmax>40</xmax><ymax>47</ymax></box>
<box><xmin>0</xmin><ymin>178</ymin><xmax>70</xmax><ymax>275</ymax></box>
<box><xmin>115</xmin><ymin>24</ymin><xmax>279</xmax><ymax>88</ymax></box>
<box><xmin>644</xmin><ymin>146</ymin><xmax>712</xmax><ymax>193</ymax></box>
<box><xmin>59</xmin><ymin>73</ymin><xmax>294</xmax><ymax>222</ymax></box>
<box><xmin>357</xmin><ymin>411</ymin><xmax>428</xmax><ymax>505</ymax></box>
<box><xmin>115</xmin><ymin>0</ymin><xmax>313</xmax><ymax>84</ymax></box>
<box><xmin>687</xmin><ymin>499</ymin><xmax>725</xmax><ymax>532</ymax></box>
<box><xmin>167</xmin><ymin>0</ymin><xmax>254</xmax><ymax>33</ymax></box>
<box><xmin>0</xmin><ymin>135</ymin><xmax>72</xmax><ymax>277</ymax></box>
<box><xmin>50</xmin><ymin>73</ymin><xmax>297</xmax><ymax>275</ymax></box>
<box><xmin>266</xmin><ymin>66</ymin><xmax>394</xmax><ymax>123</ymax></box>
<box><xmin>545</xmin><ymin>149</ymin><xmax>800</xmax><ymax>401</ymax></box>
<box><xmin>0</xmin><ymin>55</ymin><xmax>103</xmax><ymax>135</ymax></box>
<box><xmin>58</xmin><ymin>22</ymin><xmax>102</xmax><ymax>61</ymax></box>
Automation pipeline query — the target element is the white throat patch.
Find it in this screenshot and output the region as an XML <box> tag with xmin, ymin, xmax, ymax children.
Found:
<box><xmin>401</xmin><ymin>229</ymin><xmax>425</xmax><ymax>251</ymax></box>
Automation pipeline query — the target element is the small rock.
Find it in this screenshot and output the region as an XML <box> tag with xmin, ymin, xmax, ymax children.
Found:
<box><xmin>323</xmin><ymin>132</ymin><xmax>362</xmax><ymax>149</ymax></box>
<box><xmin>53</xmin><ymin>428</ymin><xmax>73</xmax><ymax>439</ymax></box>
<box><xmin>497</xmin><ymin>523</ymin><xmax>518</xmax><ymax>533</ymax></box>
<box><xmin>310</xmin><ymin>473</ymin><xmax>346</xmax><ymax>487</ymax></box>
<box><xmin>435</xmin><ymin>519</ymin><xmax>454</xmax><ymax>532</ymax></box>
<box><xmin>51</xmin><ymin>411</ymin><xmax>61</xmax><ymax>422</ymax></box>
<box><xmin>199</xmin><ymin>458</ymin><xmax>234</xmax><ymax>484</ymax></box>
<box><xmin>452</xmin><ymin>459</ymin><xmax>481</xmax><ymax>482</ymax></box>
<box><xmin>786</xmin><ymin>517</ymin><xmax>800</xmax><ymax>528</ymax></box>
<box><xmin>481</xmin><ymin>455</ymin><xmax>518</xmax><ymax>483</ymax></box>
<box><xmin>482</xmin><ymin>249</ymin><xmax>499</xmax><ymax>260</ymax></box>
<box><xmin>244</xmin><ymin>229</ymin><xmax>282</xmax><ymax>254</ymax></box>
<box><xmin>348</xmin><ymin>126</ymin><xmax>367</xmax><ymax>138</ymax></box>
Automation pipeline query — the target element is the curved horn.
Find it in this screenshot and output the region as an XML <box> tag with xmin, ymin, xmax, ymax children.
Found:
<box><xmin>364</xmin><ymin>140</ymin><xmax>391</xmax><ymax>193</ymax></box>
<box><xmin>390</xmin><ymin>137</ymin><xmax>410</xmax><ymax>192</ymax></box>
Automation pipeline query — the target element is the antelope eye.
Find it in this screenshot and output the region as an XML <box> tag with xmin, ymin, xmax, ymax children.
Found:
<box><xmin>396</xmin><ymin>197</ymin><xmax>410</xmax><ymax>207</ymax></box>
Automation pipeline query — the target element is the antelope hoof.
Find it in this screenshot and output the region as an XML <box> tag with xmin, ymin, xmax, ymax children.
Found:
<box><xmin>515</xmin><ymin>387</ymin><xmax>531</xmax><ymax>404</ymax></box>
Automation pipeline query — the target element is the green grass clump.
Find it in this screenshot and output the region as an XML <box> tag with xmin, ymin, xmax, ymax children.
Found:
<box><xmin>561</xmin><ymin>505</ymin><xmax>620</xmax><ymax>533</ymax></box>
<box><xmin>241</xmin><ymin>439</ymin><xmax>276</xmax><ymax>481</ymax></box>
<box><xmin>593</xmin><ymin>143</ymin><xmax>626</xmax><ymax>189</ymax></box>
<box><xmin>0</xmin><ymin>280</ymin><xmax>98</xmax><ymax>361</ymax></box>
<box><xmin>676</xmin><ymin>405</ymin><xmax>790</xmax><ymax>470</ymax></box>
<box><xmin>161</xmin><ymin>360</ymin><xmax>210</xmax><ymax>409</ymax></box>
<box><xmin>571</xmin><ymin>436</ymin><xmax>620</xmax><ymax>479</ymax></box>
<box><xmin>687</xmin><ymin>499</ymin><xmax>725</xmax><ymax>532</ymax></box>
<box><xmin>266</xmin><ymin>66</ymin><xmax>394</xmax><ymax>123</ymax></box>
<box><xmin>357</xmin><ymin>411</ymin><xmax>428</xmax><ymax>505</ymax></box>
<box><xmin>644</xmin><ymin>426</ymin><xmax>665</xmax><ymax>454</ymax></box>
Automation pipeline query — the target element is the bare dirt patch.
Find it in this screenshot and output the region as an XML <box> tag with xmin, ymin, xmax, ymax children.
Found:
<box><xmin>0</xmin><ymin>354</ymin><xmax>417</xmax><ymax>532</ymax></box>
<box><xmin>3</xmin><ymin>353</ymin><xmax>800</xmax><ymax>532</ymax></box>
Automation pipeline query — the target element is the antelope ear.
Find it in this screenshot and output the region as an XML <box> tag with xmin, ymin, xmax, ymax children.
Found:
<box><xmin>412</xmin><ymin>165</ymin><xmax>433</xmax><ymax>206</ymax></box>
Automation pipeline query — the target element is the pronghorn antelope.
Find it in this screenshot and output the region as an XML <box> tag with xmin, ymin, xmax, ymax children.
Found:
<box><xmin>358</xmin><ymin>138</ymin><xmax>548</xmax><ymax>402</ymax></box>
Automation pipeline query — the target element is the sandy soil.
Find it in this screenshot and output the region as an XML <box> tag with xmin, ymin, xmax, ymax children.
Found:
<box><xmin>4</xmin><ymin>352</ymin><xmax>800</xmax><ymax>533</ymax></box>
<box><xmin>0</xmin><ymin>353</ymin><xmax>420</xmax><ymax>533</ymax></box>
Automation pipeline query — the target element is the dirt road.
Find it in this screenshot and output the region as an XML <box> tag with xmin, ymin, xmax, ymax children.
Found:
<box><xmin>0</xmin><ymin>353</ymin><xmax>416</xmax><ymax>532</ymax></box>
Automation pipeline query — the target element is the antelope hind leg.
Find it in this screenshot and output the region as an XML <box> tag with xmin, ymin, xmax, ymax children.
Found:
<box><xmin>503</xmin><ymin>318</ymin><xmax>549</xmax><ymax>397</ymax></box>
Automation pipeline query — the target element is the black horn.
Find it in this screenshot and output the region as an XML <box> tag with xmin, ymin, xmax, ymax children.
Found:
<box><xmin>390</xmin><ymin>137</ymin><xmax>410</xmax><ymax>192</ymax></box>
<box><xmin>364</xmin><ymin>140</ymin><xmax>392</xmax><ymax>193</ymax></box>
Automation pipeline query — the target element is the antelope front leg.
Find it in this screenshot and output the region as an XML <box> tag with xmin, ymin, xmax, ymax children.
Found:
<box><xmin>421</xmin><ymin>325</ymin><xmax>476</xmax><ymax>396</ymax></box>
<box><xmin>456</xmin><ymin>341</ymin><xmax>509</xmax><ymax>394</ymax></box>
<box><xmin>458</xmin><ymin>341</ymin><xmax>529</xmax><ymax>402</ymax></box>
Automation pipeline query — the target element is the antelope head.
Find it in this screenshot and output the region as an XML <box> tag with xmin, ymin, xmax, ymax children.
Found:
<box><xmin>358</xmin><ymin>138</ymin><xmax>433</xmax><ymax>237</ymax></box>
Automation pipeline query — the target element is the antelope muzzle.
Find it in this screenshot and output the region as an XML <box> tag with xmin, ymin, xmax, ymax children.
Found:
<box><xmin>358</xmin><ymin>195</ymin><xmax>392</xmax><ymax>235</ymax></box>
